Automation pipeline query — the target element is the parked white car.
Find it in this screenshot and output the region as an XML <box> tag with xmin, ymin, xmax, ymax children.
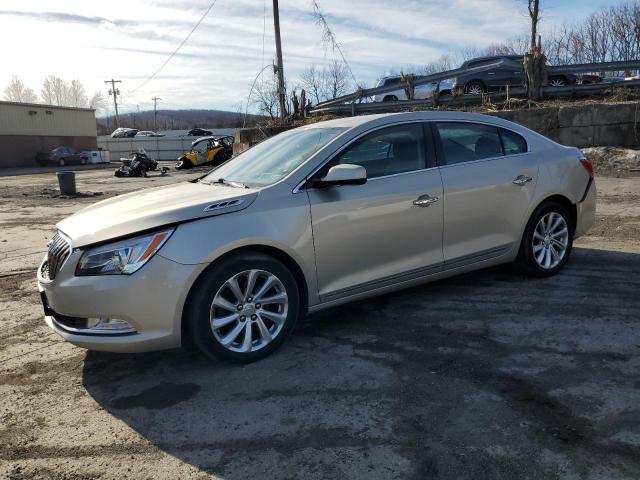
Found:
<box><xmin>372</xmin><ymin>76</ymin><xmax>453</xmax><ymax>102</ymax></box>
<box><xmin>135</xmin><ymin>131</ymin><xmax>165</xmax><ymax>137</ymax></box>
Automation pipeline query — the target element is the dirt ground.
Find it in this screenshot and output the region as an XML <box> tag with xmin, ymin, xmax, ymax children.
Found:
<box><xmin>1</xmin><ymin>162</ymin><xmax>639</xmax><ymax>480</ymax></box>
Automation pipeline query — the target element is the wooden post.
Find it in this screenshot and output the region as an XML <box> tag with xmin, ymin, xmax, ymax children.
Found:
<box><xmin>524</xmin><ymin>35</ymin><xmax>547</xmax><ymax>101</ymax></box>
<box><xmin>401</xmin><ymin>72</ymin><xmax>415</xmax><ymax>100</ymax></box>
<box><xmin>272</xmin><ymin>0</ymin><xmax>286</xmax><ymax>121</ymax></box>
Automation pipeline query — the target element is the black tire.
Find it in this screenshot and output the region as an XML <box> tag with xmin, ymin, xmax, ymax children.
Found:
<box><xmin>515</xmin><ymin>201</ymin><xmax>574</xmax><ymax>277</ymax></box>
<box><xmin>59</xmin><ymin>158</ymin><xmax>66</xmax><ymax>166</ymax></box>
<box><xmin>549</xmin><ymin>76</ymin><xmax>567</xmax><ymax>87</ymax></box>
<box><xmin>175</xmin><ymin>159</ymin><xmax>191</xmax><ymax>170</ymax></box>
<box><xmin>80</xmin><ymin>157</ymin><xmax>87</xmax><ymax>165</ymax></box>
<box><xmin>213</xmin><ymin>150</ymin><xmax>228</xmax><ymax>165</ymax></box>
<box><xmin>464</xmin><ymin>81</ymin><xmax>485</xmax><ymax>95</ymax></box>
<box><xmin>186</xmin><ymin>252</ymin><xmax>301</xmax><ymax>363</ymax></box>
<box><xmin>382</xmin><ymin>95</ymin><xmax>398</xmax><ymax>102</ymax></box>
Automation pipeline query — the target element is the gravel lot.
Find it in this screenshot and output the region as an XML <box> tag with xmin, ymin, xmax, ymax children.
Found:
<box><xmin>1</xmin><ymin>163</ymin><xmax>639</xmax><ymax>479</ymax></box>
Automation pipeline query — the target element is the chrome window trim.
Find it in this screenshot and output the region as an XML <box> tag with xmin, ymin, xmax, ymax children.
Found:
<box><xmin>434</xmin><ymin>120</ymin><xmax>531</xmax><ymax>165</ymax></box>
<box><xmin>437</xmin><ymin>151</ymin><xmax>532</xmax><ymax>170</ymax></box>
<box><xmin>292</xmin><ymin>120</ymin><xmax>434</xmax><ymax>194</ymax></box>
<box><xmin>293</xmin><ymin>118</ymin><xmax>531</xmax><ymax>193</ymax></box>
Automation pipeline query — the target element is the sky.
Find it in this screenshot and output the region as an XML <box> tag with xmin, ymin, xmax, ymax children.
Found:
<box><xmin>0</xmin><ymin>0</ymin><xmax>623</xmax><ymax>114</ymax></box>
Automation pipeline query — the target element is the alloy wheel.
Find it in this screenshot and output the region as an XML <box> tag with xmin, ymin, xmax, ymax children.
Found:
<box><xmin>532</xmin><ymin>212</ymin><xmax>569</xmax><ymax>270</ymax></box>
<box><xmin>465</xmin><ymin>84</ymin><xmax>484</xmax><ymax>95</ymax></box>
<box><xmin>549</xmin><ymin>78</ymin><xmax>566</xmax><ymax>87</ymax></box>
<box><xmin>210</xmin><ymin>269</ymin><xmax>289</xmax><ymax>353</ymax></box>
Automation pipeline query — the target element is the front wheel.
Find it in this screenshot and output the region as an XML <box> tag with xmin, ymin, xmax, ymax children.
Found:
<box><xmin>175</xmin><ymin>158</ymin><xmax>191</xmax><ymax>170</ymax></box>
<box><xmin>186</xmin><ymin>252</ymin><xmax>300</xmax><ymax>363</ymax></box>
<box><xmin>515</xmin><ymin>201</ymin><xmax>574</xmax><ymax>277</ymax></box>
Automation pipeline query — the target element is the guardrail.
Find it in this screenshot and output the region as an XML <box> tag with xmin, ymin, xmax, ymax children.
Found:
<box><xmin>311</xmin><ymin>59</ymin><xmax>640</xmax><ymax>115</ymax></box>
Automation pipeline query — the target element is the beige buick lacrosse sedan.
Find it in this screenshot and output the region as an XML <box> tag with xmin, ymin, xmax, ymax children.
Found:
<box><xmin>38</xmin><ymin>111</ymin><xmax>596</xmax><ymax>362</ymax></box>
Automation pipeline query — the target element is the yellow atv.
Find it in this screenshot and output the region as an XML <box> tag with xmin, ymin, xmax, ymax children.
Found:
<box><xmin>175</xmin><ymin>135</ymin><xmax>234</xmax><ymax>169</ymax></box>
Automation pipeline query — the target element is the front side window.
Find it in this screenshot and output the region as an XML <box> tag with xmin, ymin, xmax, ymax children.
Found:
<box><xmin>500</xmin><ymin>128</ymin><xmax>528</xmax><ymax>155</ymax></box>
<box><xmin>203</xmin><ymin>127</ymin><xmax>346</xmax><ymax>187</ymax></box>
<box><xmin>333</xmin><ymin>124</ymin><xmax>426</xmax><ymax>179</ymax></box>
<box><xmin>437</xmin><ymin>122</ymin><xmax>503</xmax><ymax>165</ymax></box>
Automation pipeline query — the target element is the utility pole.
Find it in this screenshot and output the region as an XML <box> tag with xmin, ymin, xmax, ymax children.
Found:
<box><xmin>104</xmin><ymin>79</ymin><xmax>122</xmax><ymax>127</ymax></box>
<box><xmin>272</xmin><ymin>0</ymin><xmax>286</xmax><ymax>121</ymax></box>
<box><xmin>152</xmin><ymin>96</ymin><xmax>161</xmax><ymax>132</ymax></box>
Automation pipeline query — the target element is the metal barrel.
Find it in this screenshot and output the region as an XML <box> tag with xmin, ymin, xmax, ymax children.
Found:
<box><xmin>56</xmin><ymin>171</ymin><xmax>76</xmax><ymax>195</ymax></box>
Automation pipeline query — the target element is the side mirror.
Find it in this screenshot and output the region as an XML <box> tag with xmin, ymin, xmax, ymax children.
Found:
<box><xmin>318</xmin><ymin>164</ymin><xmax>367</xmax><ymax>187</ymax></box>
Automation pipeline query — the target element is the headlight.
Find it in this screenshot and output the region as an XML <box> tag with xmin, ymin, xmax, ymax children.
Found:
<box><xmin>76</xmin><ymin>228</ymin><xmax>174</xmax><ymax>276</ymax></box>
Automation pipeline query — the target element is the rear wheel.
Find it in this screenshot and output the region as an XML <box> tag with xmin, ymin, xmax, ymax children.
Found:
<box><xmin>186</xmin><ymin>252</ymin><xmax>300</xmax><ymax>363</ymax></box>
<box><xmin>213</xmin><ymin>150</ymin><xmax>228</xmax><ymax>165</ymax></box>
<box><xmin>464</xmin><ymin>81</ymin><xmax>485</xmax><ymax>95</ymax></box>
<box><xmin>549</xmin><ymin>76</ymin><xmax>567</xmax><ymax>87</ymax></box>
<box><xmin>382</xmin><ymin>95</ymin><xmax>398</xmax><ymax>102</ymax></box>
<box><xmin>515</xmin><ymin>201</ymin><xmax>574</xmax><ymax>277</ymax></box>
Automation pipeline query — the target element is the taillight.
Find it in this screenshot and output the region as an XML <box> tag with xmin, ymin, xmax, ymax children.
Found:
<box><xmin>579</xmin><ymin>157</ymin><xmax>594</xmax><ymax>179</ymax></box>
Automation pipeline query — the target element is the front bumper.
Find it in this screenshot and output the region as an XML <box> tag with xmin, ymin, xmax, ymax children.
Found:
<box><xmin>37</xmin><ymin>250</ymin><xmax>199</xmax><ymax>353</ymax></box>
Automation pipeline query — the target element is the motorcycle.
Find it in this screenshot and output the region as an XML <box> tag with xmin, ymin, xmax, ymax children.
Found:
<box><xmin>114</xmin><ymin>150</ymin><xmax>168</xmax><ymax>177</ymax></box>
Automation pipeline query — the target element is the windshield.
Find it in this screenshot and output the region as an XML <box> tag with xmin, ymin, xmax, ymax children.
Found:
<box><xmin>203</xmin><ymin>127</ymin><xmax>346</xmax><ymax>187</ymax></box>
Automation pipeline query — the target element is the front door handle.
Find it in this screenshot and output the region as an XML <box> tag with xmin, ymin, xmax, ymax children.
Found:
<box><xmin>513</xmin><ymin>175</ymin><xmax>533</xmax><ymax>186</ymax></box>
<box><xmin>413</xmin><ymin>194</ymin><xmax>439</xmax><ymax>207</ymax></box>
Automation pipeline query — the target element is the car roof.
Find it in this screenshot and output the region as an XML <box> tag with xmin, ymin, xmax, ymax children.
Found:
<box><xmin>305</xmin><ymin>111</ymin><xmax>523</xmax><ymax>130</ymax></box>
<box><xmin>464</xmin><ymin>54</ymin><xmax>522</xmax><ymax>64</ymax></box>
<box><xmin>191</xmin><ymin>135</ymin><xmax>233</xmax><ymax>143</ymax></box>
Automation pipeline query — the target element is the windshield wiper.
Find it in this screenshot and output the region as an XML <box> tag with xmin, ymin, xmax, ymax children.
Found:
<box><xmin>205</xmin><ymin>178</ymin><xmax>249</xmax><ymax>189</ymax></box>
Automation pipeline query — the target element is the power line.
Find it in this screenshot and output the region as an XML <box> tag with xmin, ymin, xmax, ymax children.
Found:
<box><xmin>130</xmin><ymin>0</ymin><xmax>218</xmax><ymax>93</ymax></box>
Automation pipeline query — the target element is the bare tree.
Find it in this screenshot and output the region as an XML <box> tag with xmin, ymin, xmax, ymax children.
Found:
<box><xmin>3</xmin><ymin>76</ymin><xmax>38</xmax><ymax>103</ymax></box>
<box><xmin>68</xmin><ymin>79</ymin><xmax>88</xmax><ymax>108</ymax></box>
<box><xmin>253</xmin><ymin>76</ymin><xmax>280</xmax><ymax>120</ymax></box>
<box><xmin>88</xmin><ymin>91</ymin><xmax>106</xmax><ymax>111</ymax></box>
<box><xmin>41</xmin><ymin>75</ymin><xmax>70</xmax><ymax>106</ymax></box>
<box><xmin>325</xmin><ymin>59</ymin><xmax>349</xmax><ymax>100</ymax></box>
<box><xmin>300</xmin><ymin>64</ymin><xmax>327</xmax><ymax>104</ymax></box>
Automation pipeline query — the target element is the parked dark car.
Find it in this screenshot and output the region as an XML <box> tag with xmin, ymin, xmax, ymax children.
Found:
<box><xmin>188</xmin><ymin>128</ymin><xmax>213</xmax><ymax>136</ymax></box>
<box><xmin>36</xmin><ymin>147</ymin><xmax>88</xmax><ymax>166</ymax></box>
<box><xmin>110</xmin><ymin>128</ymin><xmax>139</xmax><ymax>138</ymax></box>
<box><xmin>453</xmin><ymin>55</ymin><xmax>577</xmax><ymax>94</ymax></box>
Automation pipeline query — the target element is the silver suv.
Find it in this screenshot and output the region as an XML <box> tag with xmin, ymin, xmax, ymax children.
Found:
<box><xmin>38</xmin><ymin>112</ymin><xmax>596</xmax><ymax>362</ymax></box>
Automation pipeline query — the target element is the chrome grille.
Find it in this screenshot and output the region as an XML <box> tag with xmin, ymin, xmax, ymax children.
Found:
<box><xmin>46</xmin><ymin>232</ymin><xmax>71</xmax><ymax>280</ymax></box>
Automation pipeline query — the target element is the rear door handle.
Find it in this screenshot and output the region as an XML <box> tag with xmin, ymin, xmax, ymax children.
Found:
<box><xmin>513</xmin><ymin>175</ymin><xmax>533</xmax><ymax>186</ymax></box>
<box><xmin>413</xmin><ymin>194</ymin><xmax>439</xmax><ymax>207</ymax></box>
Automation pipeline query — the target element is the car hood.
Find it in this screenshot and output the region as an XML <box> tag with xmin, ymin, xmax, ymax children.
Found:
<box><xmin>57</xmin><ymin>181</ymin><xmax>259</xmax><ymax>247</ymax></box>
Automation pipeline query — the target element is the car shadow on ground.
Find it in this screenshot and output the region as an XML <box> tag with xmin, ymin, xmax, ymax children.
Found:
<box><xmin>82</xmin><ymin>247</ymin><xmax>640</xmax><ymax>479</ymax></box>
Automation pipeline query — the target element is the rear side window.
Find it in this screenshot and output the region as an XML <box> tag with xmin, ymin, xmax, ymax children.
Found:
<box><xmin>500</xmin><ymin>128</ymin><xmax>528</xmax><ymax>155</ymax></box>
<box><xmin>334</xmin><ymin>124</ymin><xmax>426</xmax><ymax>178</ymax></box>
<box><xmin>436</xmin><ymin>123</ymin><xmax>503</xmax><ymax>165</ymax></box>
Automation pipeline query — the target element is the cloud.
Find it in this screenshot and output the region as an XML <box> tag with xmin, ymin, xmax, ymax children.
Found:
<box><xmin>0</xmin><ymin>0</ymin><xmax>587</xmax><ymax>113</ymax></box>
<box><xmin>0</xmin><ymin>10</ymin><xmax>113</xmax><ymax>25</ymax></box>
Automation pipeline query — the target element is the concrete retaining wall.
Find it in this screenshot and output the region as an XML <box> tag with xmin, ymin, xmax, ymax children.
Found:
<box><xmin>234</xmin><ymin>101</ymin><xmax>640</xmax><ymax>153</ymax></box>
<box><xmin>233</xmin><ymin>126</ymin><xmax>292</xmax><ymax>155</ymax></box>
<box><xmin>489</xmin><ymin>101</ymin><xmax>640</xmax><ymax>148</ymax></box>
